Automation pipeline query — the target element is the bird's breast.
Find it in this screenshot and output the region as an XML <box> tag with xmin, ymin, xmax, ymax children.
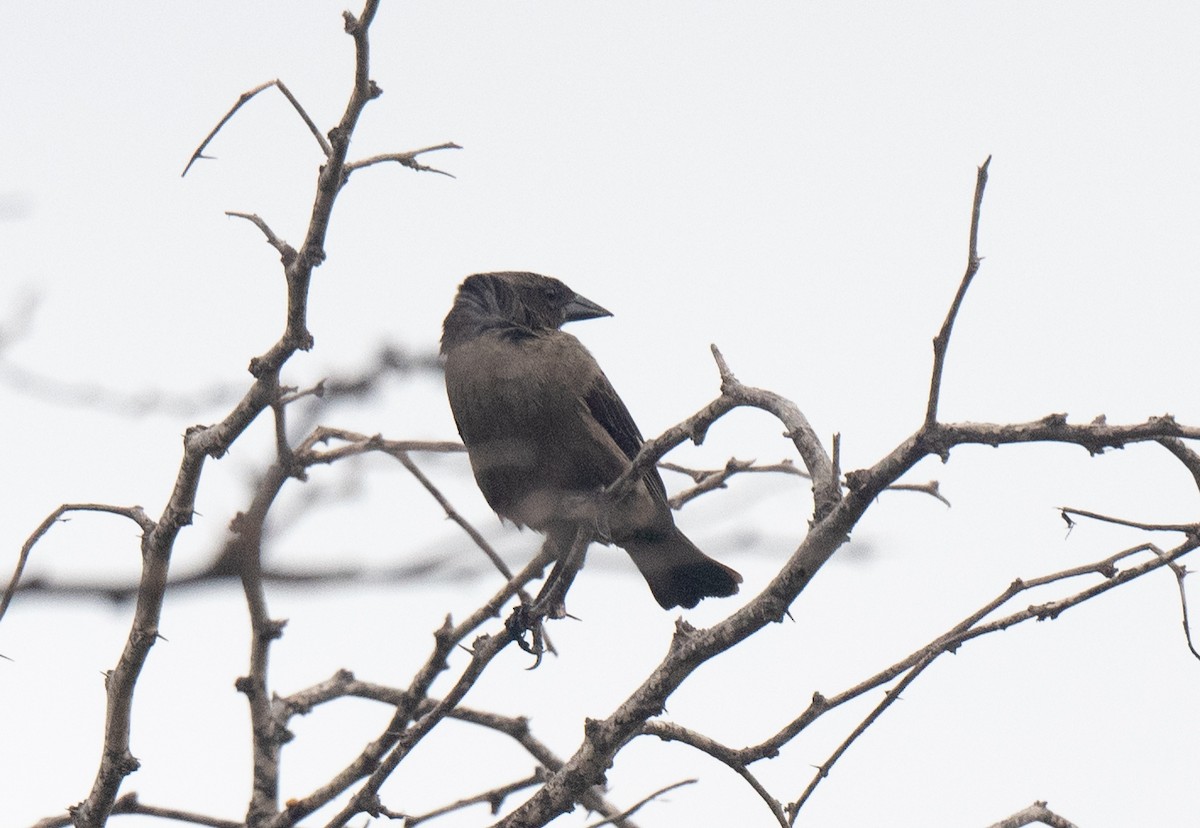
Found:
<box><xmin>444</xmin><ymin>334</ymin><xmax>588</xmax><ymax>433</ymax></box>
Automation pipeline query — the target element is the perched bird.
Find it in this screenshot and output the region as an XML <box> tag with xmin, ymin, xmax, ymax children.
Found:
<box><xmin>441</xmin><ymin>271</ymin><xmax>742</xmax><ymax>609</ymax></box>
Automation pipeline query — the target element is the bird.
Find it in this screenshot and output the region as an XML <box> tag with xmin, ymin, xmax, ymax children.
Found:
<box><xmin>440</xmin><ymin>271</ymin><xmax>742</xmax><ymax>609</ymax></box>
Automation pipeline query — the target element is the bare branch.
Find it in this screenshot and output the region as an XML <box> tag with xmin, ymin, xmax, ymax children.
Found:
<box><xmin>68</xmin><ymin>3</ymin><xmax>393</xmax><ymax>824</ymax></box>
<box><xmin>401</xmin><ymin>773</ymin><xmax>542</xmax><ymax>827</ymax></box>
<box><xmin>885</xmin><ymin>479</ymin><xmax>951</xmax><ymax>506</ymax></box>
<box><xmin>1157</xmin><ymin>435</ymin><xmax>1200</xmax><ymax>495</ymax></box>
<box><xmin>322</xmin><ymin>628</ymin><xmax>518</xmax><ymax>827</ymax></box>
<box><xmin>745</xmin><ymin>539</ymin><xmax>1190</xmax><ymax>764</ymax></box>
<box><xmin>583</xmin><ymin>779</ymin><xmax>697</xmax><ymax>828</ymax></box>
<box><xmin>893</xmin><ymin>414</ymin><xmax>1200</xmax><ymax>481</ymax></box>
<box><xmin>227</xmin><ymin>413</ymin><xmax>296</xmax><ymax>823</ymax></box>
<box><xmin>710</xmin><ymin>345</ymin><xmax>839</xmax><ymax>518</ymax></box>
<box><xmin>787</xmin><ymin>655</ymin><xmax>934</xmax><ymax>822</ymax></box>
<box><xmin>181</xmin><ymin>79</ymin><xmax>331</xmax><ymax>177</ymax></box>
<box><xmin>267</xmin><ymin>547</ymin><xmax>554</xmax><ymax>826</ymax></box>
<box><xmin>276</xmin><ymin>674</ymin><xmax>630</xmax><ymax>824</ymax></box>
<box><xmin>1</xmin><ymin>503</ymin><xmax>154</xmax><ymax>627</ymax></box>
<box><xmin>292</xmin><ymin>427</ymin><xmax>517</xmax><ymax>580</ymax></box>
<box><xmin>641</xmin><ymin>721</ymin><xmax>786</xmax><ymax>828</ymax></box>
<box><xmin>925</xmin><ymin>155</ymin><xmax>991</xmax><ymax>427</ymax></box>
<box><xmin>35</xmin><ymin>792</ymin><xmax>242</xmax><ymax>828</ymax></box>
<box><xmin>604</xmin><ymin>345</ymin><xmax>835</xmax><ymax>531</ymax></box>
<box><xmin>1059</xmin><ymin>506</ymin><xmax>1197</xmax><ymax>534</ymax></box>
<box><xmin>747</xmin><ymin>537</ymin><xmax>1199</xmax><ymax>820</ymax></box>
<box><xmin>225</xmin><ymin>212</ymin><xmax>297</xmax><ymax>266</ymax></box>
<box><xmin>392</xmin><ymin>450</ymin><xmax>513</xmax><ymax>576</ymax></box>
<box><xmin>1147</xmin><ymin>545</ymin><xmax>1200</xmax><ymax>662</ymax></box>
<box><xmin>661</xmin><ymin>458</ymin><xmax>806</xmax><ymax>509</ymax></box>
<box><xmin>344</xmin><ymin>142</ymin><xmax>463</xmax><ymax>178</ymax></box>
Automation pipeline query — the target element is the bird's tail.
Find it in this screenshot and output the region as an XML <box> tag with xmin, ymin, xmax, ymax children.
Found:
<box><xmin>622</xmin><ymin>528</ymin><xmax>742</xmax><ymax>610</ymax></box>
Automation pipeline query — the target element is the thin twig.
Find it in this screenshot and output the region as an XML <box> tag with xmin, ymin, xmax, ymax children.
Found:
<box><xmin>267</xmin><ymin>548</ymin><xmax>554</xmax><ymax>827</ymax></box>
<box><xmin>661</xmin><ymin>458</ymin><xmax>806</xmax><ymax>509</ymax></box>
<box><xmin>924</xmin><ymin>155</ymin><xmax>991</xmax><ymax>427</ymax></box>
<box><xmin>401</xmin><ymin>773</ymin><xmax>542</xmax><ymax>826</ymax></box>
<box><xmin>225</xmin><ymin>212</ymin><xmax>297</xmax><ymax>266</ymax></box>
<box><xmin>1</xmin><ymin>503</ymin><xmax>154</xmax><ymax>627</ymax></box>
<box><xmin>787</xmin><ymin>656</ymin><xmax>934</xmax><ymax>823</ymax></box>
<box><xmin>181</xmin><ymin>79</ymin><xmax>331</xmax><ymax>177</ymax></box>
<box><xmin>761</xmin><ymin>537</ymin><xmax>1199</xmax><ymax>820</ymax></box>
<box><xmin>885</xmin><ymin>480</ymin><xmax>951</xmax><ymax>506</ymax></box>
<box><xmin>292</xmin><ymin>426</ymin><xmax>514</xmax><ymax>579</ymax></box>
<box><xmin>321</xmin><ymin>629</ymin><xmax>517</xmax><ymax>827</ymax></box>
<box><xmin>641</xmin><ymin>721</ymin><xmax>786</xmax><ymax>827</ymax></box>
<box><xmin>1059</xmin><ymin>506</ymin><xmax>1198</xmax><ymax>534</ymax></box>
<box><xmin>391</xmin><ymin>449</ymin><xmax>513</xmax><ymax>580</ymax></box>
<box><xmin>743</xmin><ymin>539</ymin><xmax>1186</xmax><ymax>765</ymax></box>
<box><xmin>1157</xmin><ymin>436</ymin><xmax>1200</xmax><ymax>495</ymax></box>
<box><xmin>276</xmin><ymin>675</ymin><xmax>630</xmax><ymax>824</ymax></box>
<box><xmin>583</xmin><ymin>779</ymin><xmax>697</xmax><ymax>828</ymax></box>
<box><xmin>1144</xmin><ymin>545</ymin><xmax>1200</xmax><ymax>661</ymax></box>
<box><xmin>35</xmin><ymin>792</ymin><xmax>242</xmax><ymax>828</ymax></box>
<box><xmin>344</xmin><ymin>142</ymin><xmax>462</xmax><ymax>177</ymax></box>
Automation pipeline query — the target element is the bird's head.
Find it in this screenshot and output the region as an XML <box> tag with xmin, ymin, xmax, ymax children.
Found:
<box><xmin>442</xmin><ymin>272</ymin><xmax>611</xmax><ymax>351</ymax></box>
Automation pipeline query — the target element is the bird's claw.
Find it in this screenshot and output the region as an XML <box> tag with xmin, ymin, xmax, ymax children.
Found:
<box><xmin>505</xmin><ymin>604</ymin><xmax>547</xmax><ymax>667</ymax></box>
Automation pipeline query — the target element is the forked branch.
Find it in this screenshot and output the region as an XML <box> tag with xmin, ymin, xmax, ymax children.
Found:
<box><xmin>181</xmin><ymin>79</ymin><xmax>331</xmax><ymax>178</ymax></box>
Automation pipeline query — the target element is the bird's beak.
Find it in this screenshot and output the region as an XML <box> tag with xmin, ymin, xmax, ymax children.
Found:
<box><xmin>563</xmin><ymin>292</ymin><xmax>612</xmax><ymax>322</ymax></box>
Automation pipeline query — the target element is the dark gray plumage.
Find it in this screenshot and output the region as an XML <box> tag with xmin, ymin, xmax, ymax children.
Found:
<box><xmin>441</xmin><ymin>271</ymin><xmax>742</xmax><ymax>609</ymax></box>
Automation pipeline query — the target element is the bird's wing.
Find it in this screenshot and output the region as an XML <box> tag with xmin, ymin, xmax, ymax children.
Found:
<box><xmin>583</xmin><ymin>374</ymin><xmax>670</xmax><ymax>503</ymax></box>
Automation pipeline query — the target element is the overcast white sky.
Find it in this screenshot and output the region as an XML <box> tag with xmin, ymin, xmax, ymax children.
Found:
<box><xmin>3</xmin><ymin>3</ymin><xmax>1200</xmax><ymax>826</ymax></box>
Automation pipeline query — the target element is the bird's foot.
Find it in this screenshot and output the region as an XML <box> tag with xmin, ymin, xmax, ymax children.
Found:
<box><xmin>505</xmin><ymin>603</ymin><xmax>548</xmax><ymax>668</ymax></box>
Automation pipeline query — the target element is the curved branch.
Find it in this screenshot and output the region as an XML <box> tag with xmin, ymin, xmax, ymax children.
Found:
<box><xmin>640</xmin><ymin>721</ymin><xmax>786</xmax><ymax>827</ymax></box>
<box><xmin>225</xmin><ymin>212</ymin><xmax>297</xmax><ymax>266</ymax></box>
<box><xmin>1</xmin><ymin>503</ymin><xmax>154</xmax><ymax>627</ymax></box>
<box><xmin>1157</xmin><ymin>436</ymin><xmax>1200</xmax><ymax>495</ymax></box>
<box><xmin>607</xmin><ymin>346</ymin><xmax>835</xmax><ymax>527</ymax></box>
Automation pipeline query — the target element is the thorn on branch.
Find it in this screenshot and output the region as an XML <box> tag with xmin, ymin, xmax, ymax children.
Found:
<box><xmin>263</xmin><ymin>617</ymin><xmax>288</xmax><ymax>640</ymax></box>
<box><xmin>1061</xmin><ymin>509</ymin><xmax>1075</xmax><ymax>536</ymax></box>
